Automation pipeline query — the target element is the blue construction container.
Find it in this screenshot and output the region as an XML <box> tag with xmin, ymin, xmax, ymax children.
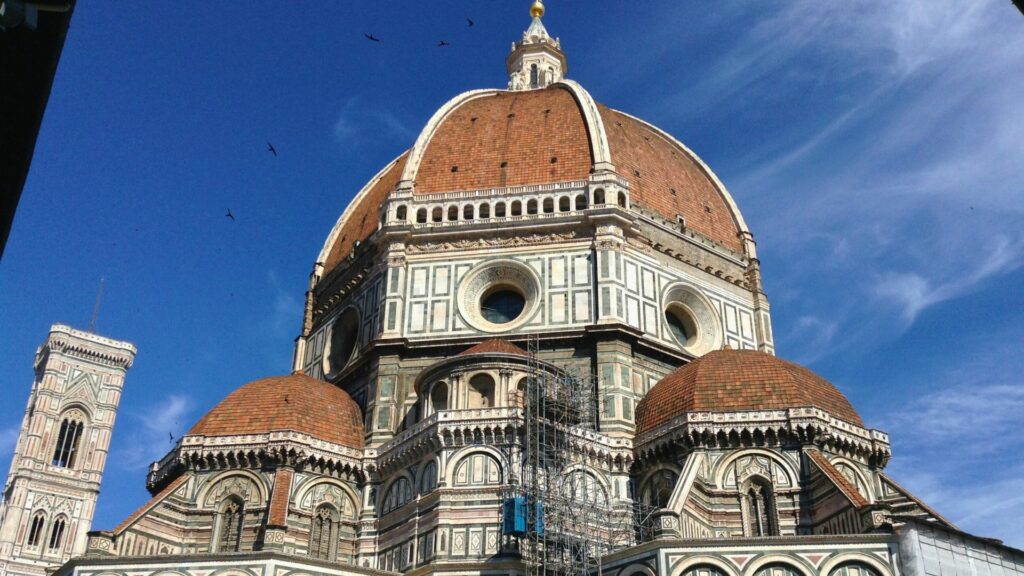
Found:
<box><xmin>502</xmin><ymin>497</ymin><xmax>528</xmax><ymax>535</ymax></box>
<box><xmin>534</xmin><ymin>500</ymin><xmax>545</xmax><ymax>537</ymax></box>
<box><xmin>502</xmin><ymin>497</ymin><xmax>545</xmax><ymax>537</ymax></box>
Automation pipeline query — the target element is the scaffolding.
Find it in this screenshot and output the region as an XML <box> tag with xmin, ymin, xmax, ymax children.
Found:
<box><xmin>503</xmin><ymin>334</ymin><xmax>659</xmax><ymax>576</ymax></box>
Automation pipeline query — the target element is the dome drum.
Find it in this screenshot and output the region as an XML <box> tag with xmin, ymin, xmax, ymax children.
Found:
<box><xmin>379</xmin><ymin>179</ymin><xmax>630</xmax><ymax>232</ymax></box>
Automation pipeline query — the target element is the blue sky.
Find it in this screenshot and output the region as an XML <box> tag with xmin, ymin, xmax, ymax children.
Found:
<box><xmin>1</xmin><ymin>1</ymin><xmax>1022</xmax><ymax>547</ymax></box>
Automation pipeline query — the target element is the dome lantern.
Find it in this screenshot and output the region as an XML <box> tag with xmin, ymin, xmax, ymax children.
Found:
<box><xmin>507</xmin><ymin>0</ymin><xmax>567</xmax><ymax>90</ymax></box>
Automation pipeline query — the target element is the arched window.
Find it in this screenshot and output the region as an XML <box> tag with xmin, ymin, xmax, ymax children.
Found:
<box><xmin>511</xmin><ymin>201</ymin><xmax>522</xmax><ymax>216</ymax></box>
<box><xmin>416</xmin><ymin>208</ymin><xmax>427</xmax><ymax>223</ymax></box>
<box><xmin>830</xmin><ymin>563</ymin><xmax>880</xmax><ymax>576</ymax></box>
<box><xmin>593</xmin><ymin>188</ymin><xmax>606</xmax><ymax>205</ymax></box>
<box><xmin>755</xmin><ymin>564</ymin><xmax>804</xmax><ymax>576</ymax></box>
<box><xmin>463</xmin><ymin>204</ymin><xmax>474</xmax><ymax>220</ymax></box>
<box><xmin>52</xmin><ymin>411</ymin><xmax>85</xmax><ymax>468</ymax></box>
<box><xmin>682</xmin><ymin>565</ymin><xmax>729</xmax><ymax>576</ymax></box>
<box><xmin>216</xmin><ymin>497</ymin><xmax>244</xmax><ymax>552</ymax></box>
<box><xmin>558</xmin><ymin>197</ymin><xmax>570</xmax><ymax>212</ymax></box>
<box><xmin>495</xmin><ymin>202</ymin><xmax>506</xmax><ymax>217</ymax></box>
<box><xmin>617</xmin><ymin>191</ymin><xmax>628</xmax><ymax>208</ymax></box>
<box><xmin>431</xmin><ymin>207</ymin><xmax>443</xmax><ymax>223</ymax></box>
<box><xmin>543</xmin><ymin>198</ymin><xmax>554</xmax><ymax>213</ymax></box>
<box><xmin>575</xmin><ymin>194</ymin><xmax>587</xmax><ymax>210</ymax></box>
<box><xmin>564</xmin><ymin>471</ymin><xmax>607</xmax><ymax>506</ymax></box>
<box><xmin>453</xmin><ymin>453</ymin><xmax>501</xmax><ymax>486</ymax></box>
<box><xmin>395</xmin><ymin>205</ymin><xmax>407</xmax><ymax>221</ymax></box>
<box><xmin>430</xmin><ymin>382</ymin><xmax>448</xmax><ymax>414</ymax></box>
<box><xmin>744</xmin><ymin>477</ymin><xmax>779</xmax><ymax>537</ymax></box>
<box><xmin>642</xmin><ymin>469</ymin><xmax>678</xmax><ymax>508</ymax></box>
<box><xmin>447</xmin><ymin>205</ymin><xmax>458</xmax><ymax>221</ymax></box>
<box><xmin>526</xmin><ymin>199</ymin><xmax>538</xmax><ymax>215</ymax></box>
<box><xmin>467</xmin><ymin>374</ymin><xmax>495</xmax><ymax>409</ymax></box>
<box><xmin>479</xmin><ymin>203</ymin><xmax>490</xmax><ymax>219</ymax></box>
<box><xmin>514</xmin><ymin>378</ymin><xmax>528</xmax><ymax>407</ymax></box>
<box><xmin>420</xmin><ymin>461</ymin><xmax>438</xmax><ymax>494</ymax></box>
<box><xmin>381</xmin><ymin>477</ymin><xmax>413</xmax><ymax>514</ymax></box>
<box><xmin>530</xmin><ymin>64</ymin><xmax>539</xmax><ymax>88</ymax></box>
<box><xmin>309</xmin><ymin>504</ymin><xmax>338</xmax><ymax>561</ymax></box>
<box><xmin>26</xmin><ymin>512</ymin><xmax>45</xmax><ymax>547</ymax></box>
<box><xmin>47</xmin><ymin>516</ymin><xmax>66</xmax><ymax>552</ymax></box>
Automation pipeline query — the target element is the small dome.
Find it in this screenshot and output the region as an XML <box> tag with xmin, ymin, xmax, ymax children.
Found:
<box><xmin>457</xmin><ymin>338</ymin><xmax>530</xmax><ymax>358</ymax></box>
<box><xmin>187</xmin><ymin>374</ymin><xmax>364</xmax><ymax>448</ymax></box>
<box><xmin>635</xmin><ymin>349</ymin><xmax>863</xmax><ymax>436</ymax></box>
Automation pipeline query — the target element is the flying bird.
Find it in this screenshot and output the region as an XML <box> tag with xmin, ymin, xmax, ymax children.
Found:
<box><xmin>466</xmin><ymin>17</ymin><xmax>474</xmax><ymax>27</ymax></box>
<box><xmin>438</xmin><ymin>40</ymin><xmax>450</xmax><ymax>47</ymax></box>
<box><xmin>168</xmin><ymin>432</ymin><xmax>174</xmax><ymax>444</ymax></box>
<box><xmin>266</xmin><ymin>141</ymin><xmax>277</xmax><ymax>156</ymax></box>
<box><xmin>364</xmin><ymin>33</ymin><xmax>381</xmax><ymax>42</ymax></box>
<box><xmin>225</xmin><ymin>209</ymin><xmax>235</xmax><ymax>221</ymax></box>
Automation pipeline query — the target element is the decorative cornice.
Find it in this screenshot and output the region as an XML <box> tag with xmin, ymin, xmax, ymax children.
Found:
<box><xmin>147</xmin><ymin>431</ymin><xmax>365</xmax><ymax>492</ymax></box>
<box><xmin>407</xmin><ymin>231</ymin><xmax>584</xmax><ymax>254</ymax></box>
<box><xmin>371</xmin><ymin>408</ymin><xmax>634</xmax><ymax>475</ymax></box>
<box><xmin>634</xmin><ymin>407</ymin><xmax>890</xmax><ymax>466</ymax></box>
<box><xmin>40</xmin><ymin>325</ymin><xmax>136</xmax><ymax>370</ymax></box>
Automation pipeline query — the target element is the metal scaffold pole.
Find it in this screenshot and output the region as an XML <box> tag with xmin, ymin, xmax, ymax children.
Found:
<box><xmin>502</xmin><ymin>334</ymin><xmax>659</xmax><ymax>576</ymax></box>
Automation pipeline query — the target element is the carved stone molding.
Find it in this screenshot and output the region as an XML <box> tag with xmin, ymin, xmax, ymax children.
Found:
<box><xmin>407</xmin><ymin>231</ymin><xmax>582</xmax><ymax>253</ymax></box>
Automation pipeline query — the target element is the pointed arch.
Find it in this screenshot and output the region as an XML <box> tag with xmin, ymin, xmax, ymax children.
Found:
<box><xmin>741</xmin><ymin>475</ymin><xmax>778</xmax><ymax>537</ymax></box>
<box><xmin>214</xmin><ymin>496</ymin><xmax>245</xmax><ymax>552</ymax></box>
<box><xmin>47</xmin><ymin>515</ymin><xmax>67</xmax><ymax>551</ymax></box>
<box><xmin>308</xmin><ymin>503</ymin><xmax>339</xmax><ymax>561</ymax></box>
<box><xmin>26</xmin><ymin>510</ymin><xmax>46</xmax><ymax>547</ymax></box>
<box><xmin>52</xmin><ymin>408</ymin><xmax>87</xmax><ymax>468</ymax></box>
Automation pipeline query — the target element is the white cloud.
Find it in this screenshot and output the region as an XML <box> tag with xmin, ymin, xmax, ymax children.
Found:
<box><xmin>785</xmin><ymin>316</ymin><xmax>839</xmax><ymax>365</ymax></box>
<box><xmin>880</xmin><ymin>339</ymin><xmax>1024</xmax><ymax>548</ymax></box>
<box><xmin>333</xmin><ymin>98</ymin><xmax>414</xmax><ymax>147</ymax></box>
<box><xmin>0</xmin><ymin>426</ymin><xmax>20</xmax><ymax>455</ymax></box>
<box><xmin>117</xmin><ymin>394</ymin><xmax>193</xmax><ymax>471</ymax></box>
<box><xmin>264</xmin><ymin>269</ymin><xmax>302</xmax><ymax>340</ymax></box>
<box><xmin>886</xmin><ymin>457</ymin><xmax>1024</xmax><ymax>549</ymax></box>
<box><xmin>872</xmin><ymin>236</ymin><xmax>1023</xmax><ymax>326</ymax></box>
<box><xmin>886</xmin><ymin>384</ymin><xmax>1024</xmax><ymax>449</ymax></box>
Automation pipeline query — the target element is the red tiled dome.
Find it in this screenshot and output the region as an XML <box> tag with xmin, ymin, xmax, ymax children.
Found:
<box><xmin>635</xmin><ymin>349</ymin><xmax>863</xmax><ymax>436</ymax></box>
<box><xmin>320</xmin><ymin>85</ymin><xmax>747</xmax><ymax>276</ymax></box>
<box><xmin>457</xmin><ymin>338</ymin><xmax>530</xmax><ymax>358</ymax></box>
<box><xmin>187</xmin><ymin>374</ymin><xmax>364</xmax><ymax>449</ymax></box>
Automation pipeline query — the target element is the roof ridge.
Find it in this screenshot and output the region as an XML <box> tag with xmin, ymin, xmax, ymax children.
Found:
<box><xmin>805</xmin><ymin>448</ymin><xmax>869</xmax><ymax>509</ymax></box>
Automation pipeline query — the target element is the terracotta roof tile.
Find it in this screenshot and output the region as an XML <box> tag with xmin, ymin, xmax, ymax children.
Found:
<box><xmin>806</xmin><ymin>449</ymin><xmax>869</xmax><ymax>509</ymax></box>
<box><xmin>268</xmin><ymin>468</ymin><xmax>294</xmax><ymax>526</ymax></box>
<box><xmin>599</xmin><ymin>106</ymin><xmax>743</xmax><ymax>252</ymax></box>
<box><xmin>187</xmin><ymin>374</ymin><xmax>364</xmax><ymax>449</ymax></box>
<box><xmin>321</xmin><ymin>87</ymin><xmax>749</xmax><ymax>277</ymax></box>
<box><xmin>458</xmin><ymin>339</ymin><xmax>529</xmax><ymax>358</ymax></box>
<box><xmin>414</xmin><ymin>88</ymin><xmax>592</xmax><ymax>193</ymax></box>
<box><xmin>323</xmin><ymin>151</ymin><xmax>409</xmax><ymax>274</ymax></box>
<box><xmin>113</xmin><ymin>474</ymin><xmax>188</xmax><ymax>534</ymax></box>
<box><xmin>635</xmin><ymin>349</ymin><xmax>863</xmax><ymax>435</ymax></box>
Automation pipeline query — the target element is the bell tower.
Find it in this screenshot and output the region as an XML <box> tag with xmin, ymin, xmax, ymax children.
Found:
<box><xmin>0</xmin><ymin>325</ymin><xmax>135</xmax><ymax>576</ymax></box>
<box><xmin>507</xmin><ymin>0</ymin><xmax>567</xmax><ymax>90</ymax></box>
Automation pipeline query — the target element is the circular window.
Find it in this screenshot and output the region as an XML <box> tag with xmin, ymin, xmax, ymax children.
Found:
<box><xmin>665</xmin><ymin>305</ymin><xmax>698</xmax><ymax>347</ymax></box>
<box><xmin>324</xmin><ymin>308</ymin><xmax>359</xmax><ymax>376</ymax></box>
<box><xmin>457</xmin><ymin>259</ymin><xmax>541</xmax><ymax>333</ymax></box>
<box><xmin>481</xmin><ymin>288</ymin><xmax>526</xmax><ymax>324</ymax></box>
<box><xmin>661</xmin><ymin>284</ymin><xmax>721</xmax><ymax>355</ymax></box>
